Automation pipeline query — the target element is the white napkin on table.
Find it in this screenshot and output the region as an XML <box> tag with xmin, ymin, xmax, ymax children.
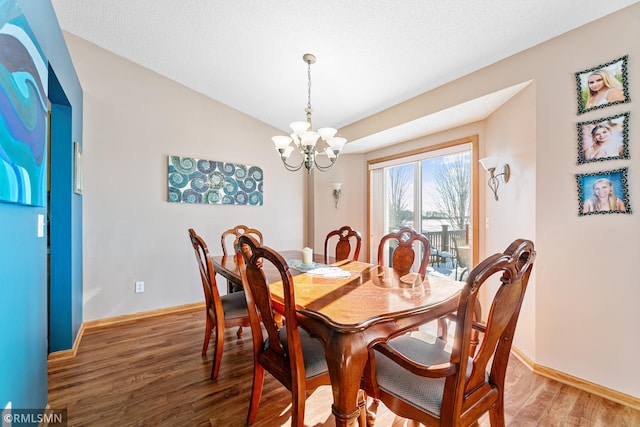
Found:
<box><xmin>306</xmin><ymin>267</ymin><xmax>351</xmax><ymax>278</ymax></box>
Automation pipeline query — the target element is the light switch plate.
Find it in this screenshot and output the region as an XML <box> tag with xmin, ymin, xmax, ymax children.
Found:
<box><xmin>37</xmin><ymin>214</ymin><xmax>45</xmax><ymax>238</ymax></box>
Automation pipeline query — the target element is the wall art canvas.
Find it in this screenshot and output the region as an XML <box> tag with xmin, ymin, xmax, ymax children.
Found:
<box><xmin>577</xmin><ymin>112</ymin><xmax>629</xmax><ymax>164</ymax></box>
<box><xmin>575</xmin><ymin>55</ymin><xmax>629</xmax><ymax>114</ymax></box>
<box><xmin>168</xmin><ymin>156</ymin><xmax>263</xmax><ymax>205</ymax></box>
<box><xmin>0</xmin><ymin>0</ymin><xmax>50</xmax><ymax>207</ymax></box>
<box><xmin>576</xmin><ymin>167</ymin><xmax>630</xmax><ymax>216</ymax></box>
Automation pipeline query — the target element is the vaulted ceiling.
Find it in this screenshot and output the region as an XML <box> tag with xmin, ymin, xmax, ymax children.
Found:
<box><xmin>51</xmin><ymin>0</ymin><xmax>637</xmax><ymax>152</ymax></box>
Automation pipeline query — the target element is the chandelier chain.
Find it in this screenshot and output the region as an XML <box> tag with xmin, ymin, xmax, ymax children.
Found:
<box><xmin>307</xmin><ymin>60</ymin><xmax>312</xmax><ymax>112</ymax></box>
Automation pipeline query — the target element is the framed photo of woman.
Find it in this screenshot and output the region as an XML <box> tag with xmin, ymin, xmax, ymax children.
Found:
<box><xmin>577</xmin><ymin>112</ymin><xmax>629</xmax><ymax>164</ymax></box>
<box><xmin>576</xmin><ymin>167</ymin><xmax>630</xmax><ymax>216</ymax></box>
<box><xmin>575</xmin><ymin>55</ymin><xmax>629</xmax><ymax>114</ymax></box>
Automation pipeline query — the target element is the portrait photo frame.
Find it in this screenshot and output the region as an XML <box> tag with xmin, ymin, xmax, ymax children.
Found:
<box><xmin>575</xmin><ymin>55</ymin><xmax>629</xmax><ymax>114</ymax></box>
<box><xmin>576</xmin><ymin>167</ymin><xmax>630</xmax><ymax>216</ymax></box>
<box><xmin>74</xmin><ymin>142</ymin><xmax>83</xmax><ymax>195</ymax></box>
<box><xmin>577</xmin><ymin>112</ymin><xmax>629</xmax><ymax>164</ymax></box>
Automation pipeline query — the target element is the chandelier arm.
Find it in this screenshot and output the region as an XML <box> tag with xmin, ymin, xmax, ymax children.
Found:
<box><xmin>281</xmin><ymin>157</ymin><xmax>306</xmax><ymax>172</ymax></box>
<box><xmin>313</xmin><ymin>156</ymin><xmax>338</xmax><ymax>172</ymax></box>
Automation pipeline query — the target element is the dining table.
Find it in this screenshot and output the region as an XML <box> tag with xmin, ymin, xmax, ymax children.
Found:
<box><xmin>211</xmin><ymin>250</ymin><xmax>464</xmax><ymax>427</ymax></box>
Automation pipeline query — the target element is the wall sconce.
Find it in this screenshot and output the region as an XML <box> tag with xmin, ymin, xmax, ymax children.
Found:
<box><xmin>479</xmin><ymin>156</ymin><xmax>510</xmax><ymax>201</ymax></box>
<box><xmin>332</xmin><ymin>182</ymin><xmax>342</xmax><ymax>209</ymax></box>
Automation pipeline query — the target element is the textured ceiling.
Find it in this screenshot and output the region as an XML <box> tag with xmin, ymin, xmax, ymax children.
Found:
<box><xmin>51</xmin><ymin>0</ymin><xmax>637</xmax><ymax>153</ymax></box>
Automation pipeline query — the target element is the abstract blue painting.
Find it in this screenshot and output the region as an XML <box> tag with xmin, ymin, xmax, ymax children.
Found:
<box><xmin>0</xmin><ymin>0</ymin><xmax>49</xmax><ymax>207</ymax></box>
<box><xmin>168</xmin><ymin>156</ymin><xmax>263</xmax><ymax>205</ymax></box>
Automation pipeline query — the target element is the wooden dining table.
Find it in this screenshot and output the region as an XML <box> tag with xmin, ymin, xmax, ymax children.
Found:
<box><xmin>211</xmin><ymin>250</ymin><xmax>464</xmax><ymax>427</ymax></box>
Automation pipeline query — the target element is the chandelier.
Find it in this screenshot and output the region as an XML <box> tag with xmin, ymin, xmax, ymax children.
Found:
<box><xmin>272</xmin><ymin>53</ymin><xmax>346</xmax><ymax>172</ymax></box>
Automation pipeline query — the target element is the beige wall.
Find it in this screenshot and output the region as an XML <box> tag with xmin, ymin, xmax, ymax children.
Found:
<box><xmin>531</xmin><ymin>10</ymin><xmax>638</xmax><ymax>397</ymax></box>
<box><xmin>66</xmin><ymin>2</ymin><xmax>639</xmax><ymax>400</ymax></box>
<box><xmin>484</xmin><ymin>82</ymin><xmax>537</xmax><ymax>359</ymax></box>
<box><xmin>340</xmin><ymin>5</ymin><xmax>639</xmax><ymax>398</ymax></box>
<box><xmin>64</xmin><ymin>34</ymin><xmax>306</xmax><ymax>321</ymax></box>
<box><xmin>309</xmin><ymin>153</ymin><xmax>367</xmax><ymax>258</ymax></box>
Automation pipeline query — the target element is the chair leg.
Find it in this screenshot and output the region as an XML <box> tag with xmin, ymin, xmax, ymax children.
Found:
<box><xmin>202</xmin><ymin>315</ymin><xmax>213</xmax><ymax>356</ymax></box>
<box><xmin>357</xmin><ymin>390</ymin><xmax>367</xmax><ymax>427</ymax></box>
<box><xmin>247</xmin><ymin>364</ymin><xmax>265</xmax><ymax>425</ymax></box>
<box><xmin>365</xmin><ymin>397</ymin><xmax>380</xmax><ymax>427</ymax></box>
<box><xmin>488</xmin><ymin>397</ymin><xmax>505</xmax><ymax>427</ymax></box>
<box><xmin>236</xmin><ymin>326</ymin><xmax>243</xmax><ymax>338</ymax></box>
<box><xmin>291</xmin><ymin>383</ymin><xmax>306</xmax><ymax>427</ymax></box>
<box><xmin>437</xmin><ymin>318</ymin><xmax>448</xmax><ymax>341</ymax></box>
<box><xmin>210</xmin><ymin>325</ymin><xmax>224</xmax><ymax>380</ymax></box>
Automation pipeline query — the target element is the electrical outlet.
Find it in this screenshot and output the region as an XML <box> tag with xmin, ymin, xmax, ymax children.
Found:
<box><xmin>135</xmin><ymin>281</ymin><xmax>144</xmax><ymax>293</ymax></box>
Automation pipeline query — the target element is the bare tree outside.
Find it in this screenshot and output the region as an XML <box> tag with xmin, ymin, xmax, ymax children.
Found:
<box><xmin>431</xmin><ymin>153</ymin><xmax>470</xmax><ymax>230</ymax></box>
<box><xmin>387</xmin><ymin>165</ymin><xmax>413</xmax><ymax>230</ymax></box>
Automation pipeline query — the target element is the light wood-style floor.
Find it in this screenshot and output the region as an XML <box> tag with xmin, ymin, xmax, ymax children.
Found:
<box><xmin>48</xmin><ymin>308</ymin><xmax>640</xmax><ymax>426</ymax></box>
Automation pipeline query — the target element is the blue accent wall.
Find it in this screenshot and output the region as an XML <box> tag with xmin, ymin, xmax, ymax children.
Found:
<box><xmin>0</xmin><ymin>204</ymin><xmax>49</xmax><ymax>410</ymax></box>
<box><xmin>0</xmin><ymin>0</ymin><xmax>82</xmax><ymax>413</ymax></box>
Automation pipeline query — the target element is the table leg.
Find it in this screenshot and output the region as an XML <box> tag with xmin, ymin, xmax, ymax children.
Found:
<box><xmin>324</xmin><ymin>331</ymin><xmax>368</xmax><ymax>427</ymax></box>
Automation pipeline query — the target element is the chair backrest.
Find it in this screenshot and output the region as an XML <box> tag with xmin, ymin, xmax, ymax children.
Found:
<box><xmin>444</xmin><ymin>239</ymin><xmax>535</xmax><ymax>422</ymax></box>
<box><xmin>188</xmin><ymin>228</ymin><xmax>223</xmax><ymax>320</ymax></box>
<box><xmin>377</xmin><ymin>227</ymin><xmax>431</xmax><ymax>275</ymax></box>
<box><xmin>221</xmin><ymin>225</ymin><xmax>263</xmax><ymax>256</ymax></box>
<box><xmin>452</xmin><ymin>235</ymin><xmax>469</xmax><ymax>268</ymax></box>
<box><xmin>323</xmin><ymin>226</ymin><xmax>362</xmax><ymax>264</ymax></box>
<box><xmin>235</xmin><ymin>234</ymin><xmax>305</xmax><ymax>388</ymax></box>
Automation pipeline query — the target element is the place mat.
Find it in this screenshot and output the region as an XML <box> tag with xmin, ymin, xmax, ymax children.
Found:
<box><xmin>287</xmin><ymin>259</ymin><xmax>328</xmax><ymax>272</ymax></box>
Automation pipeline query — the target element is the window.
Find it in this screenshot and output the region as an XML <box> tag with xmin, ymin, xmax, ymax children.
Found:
<box><xmin>368</xmin><ymin>136</ymin><xmax>479</xmax><ymax>279</ymax></box>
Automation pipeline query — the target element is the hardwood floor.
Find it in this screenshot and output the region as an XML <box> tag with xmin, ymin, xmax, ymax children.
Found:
<box><xmin>48</xmin><ymin>309</ymin><xmax>640</xmax><ymax>426</ymax></box>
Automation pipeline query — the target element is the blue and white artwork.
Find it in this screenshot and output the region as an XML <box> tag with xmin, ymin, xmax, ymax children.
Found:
<box><xmin>0</xmin><ymin>0</ymin><xmax>49</xmax><ymax>207</ymax></box>
<box><xmin>168</xmin><ymin>156</ymin><xmax>263</xmax><ymax>205</ymax></box>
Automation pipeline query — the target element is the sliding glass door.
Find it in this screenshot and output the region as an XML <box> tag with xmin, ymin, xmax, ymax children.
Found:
<box><xmin>369</xmin><ymin>136</ymin><xmax>478</xmax><ymax>279</ymax></box>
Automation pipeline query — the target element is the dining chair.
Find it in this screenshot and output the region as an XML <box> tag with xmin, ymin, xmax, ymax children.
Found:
<box><xmin>377</xmin><ymin>227</ymin><xmax>431</xmax><ymax>275</ymax></box>
<box><xmin>362</xmin><ymin>239</ymin><xmax>536</xmax><ymax>427</ymax></box>
<box><xmin>221</xmin><ymin>224</ymin><xmax>263</xmax><ymax>256</ymax></box>
<box><xmin>452</xmin><ymin>235</ymin><xmax>470</xmax><ymax>281</ymax></box>
<box><xmin>188</xmin><ymin>228</ymin><xmax>252</xmax><ymax>380</ymax></box>
<box><xmin>220</xmin><ymin>224</ymin><xmax>263</xmax><ymax>293</ymax></box>
<box><xmin>235</xmin><ymin>235</ymin><xmax>365</xmax><ymax>427</ymax></box>
<box><xmin>323</xmin><ymin>225</ymin><xmax>362</xmax><ymax>264</ymax></box>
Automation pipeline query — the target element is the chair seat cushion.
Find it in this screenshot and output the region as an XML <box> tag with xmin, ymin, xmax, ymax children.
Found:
<box><xmin>374</xmin><ymin>334</ymin><xmax>473</xmax><ymax>418</ymax></box>
<box><xmin>278</xmin><ymin>327</ymin><xmax>328</xmax><ymax>380</ymax></box>
<box><xmin>220</xmin><ymin>290</ymin><xmax>249</xmax><ymax>319</ymax></box>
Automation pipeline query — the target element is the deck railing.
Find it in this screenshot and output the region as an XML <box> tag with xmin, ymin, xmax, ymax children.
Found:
<box><xmin>422</xmin><ymin>224</ymin><xmax>468</xmax><ymax>253</ymax></box>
